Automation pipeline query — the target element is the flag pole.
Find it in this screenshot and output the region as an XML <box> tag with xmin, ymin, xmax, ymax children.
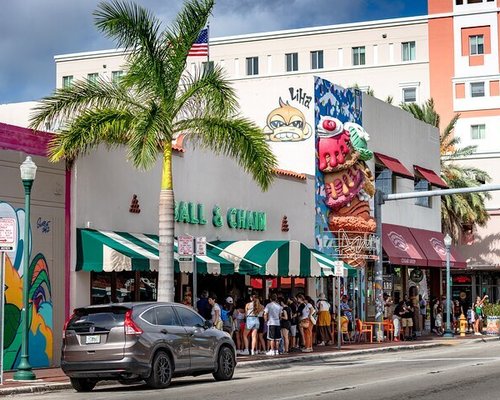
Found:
<box><xmin>207</xmin><ymin>23</ymin><xmax>210</xmax><ymax>64</ymax></box>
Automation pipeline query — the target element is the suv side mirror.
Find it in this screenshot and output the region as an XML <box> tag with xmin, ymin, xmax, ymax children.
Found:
<box><xmin>204</xmin><ymin>320</ymin><xmax>213</xmax><ymax>329</ymax></box>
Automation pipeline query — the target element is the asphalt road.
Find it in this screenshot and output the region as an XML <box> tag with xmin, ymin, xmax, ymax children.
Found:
<box><xmin>16</xmin><ymin>340</ymin><xmax>500</xmax><ymax>400</ymax></box>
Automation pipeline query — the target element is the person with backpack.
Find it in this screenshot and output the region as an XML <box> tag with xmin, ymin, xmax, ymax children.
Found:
<box><xmin>221</xmin><ymin>296</ymin><xmax>235</xmax><ymax>335</ymax></box>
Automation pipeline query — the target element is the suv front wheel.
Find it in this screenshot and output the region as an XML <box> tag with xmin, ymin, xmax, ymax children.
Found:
<box><xmin>70</xmin><ymin>377</ymin><xmax>97</xmax><ymax>392</ymax></box>
<box><xmin>213</xmin><ymin>346</ymin><xmax>235</xmax><ymax>381</ymax></box>
<box><xmin>146</xmin><ymin>351</ymin><xmax>173</xmax><ymax>389</ymax></box>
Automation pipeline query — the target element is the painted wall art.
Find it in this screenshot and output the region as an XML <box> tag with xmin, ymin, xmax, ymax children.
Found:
<box><xmin>314</xmin><ymin>77</ymin><xmax>376</xmax><ymax>267</ymax></box>
<box><xmin>1</xmin><ymin>201</ymin><xmax>53</xmax><ymax>370</ymax></box>
<box><xmin>263</xmin><ymin>88</ymin><xmax>313</xmax><ymax>142</ymax></box>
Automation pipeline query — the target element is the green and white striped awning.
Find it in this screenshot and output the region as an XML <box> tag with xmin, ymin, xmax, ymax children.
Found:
<box><xmin>210</xmin><ymin>240</ymin><xmax>355</xmax><ymax>277</ymax></box>
<box><xmin>76</xmin><ymin>229</ymin><xmax>234</xmax><ymax>275</ymax></box>
<box><xmin>76</xmin><ymin>229</ymin><xmax>355</xmax><ymax>278</ymax></box>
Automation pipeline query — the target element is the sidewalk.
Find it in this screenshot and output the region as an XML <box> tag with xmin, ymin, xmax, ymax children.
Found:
<box><xmin>1</xmin><ymin>334</ymin><xmax>497</xmax><ymax>395</ymax></box>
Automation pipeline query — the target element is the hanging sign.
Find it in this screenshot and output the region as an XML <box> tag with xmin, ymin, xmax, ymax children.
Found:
<box><xmin>178</xmin><ymin>235</ymin><xmax>194</xmax><ymax>262</ymax></box>
<box><xmin>410</xmin><ymin>268</ymin><xmax>424</xmax><ymax>283</ymax></box>
<box><xmin>0</xmin><ymin>218</ymin><xmax>16</xmax><ymax>251</ymax></box>
<box><xmin>196</xmin><ymin>237</ymin><xmax>207</xmax><ymax>256</ymax></box>
<box><xmin>333</xmin><ymin>261</ymin><xmax>344</xmax><ymax>277</ymax></box>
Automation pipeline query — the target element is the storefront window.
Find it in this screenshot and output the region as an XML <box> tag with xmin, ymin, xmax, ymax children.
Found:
<box><xmin>90</xmin><ymin>271</ymin><xmax>157</xmax><ymax>304</ymax></box>
<box><xmin>91</xmin><ymin>272</ymin><xmax>112</xmax><ymax>304</ymax></box>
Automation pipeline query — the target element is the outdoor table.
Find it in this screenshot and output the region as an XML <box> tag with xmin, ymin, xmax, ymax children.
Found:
<box><xmin>364</xmin><ymin>321</ymin><xmax>385</xmax><ymax>342</ymax></box>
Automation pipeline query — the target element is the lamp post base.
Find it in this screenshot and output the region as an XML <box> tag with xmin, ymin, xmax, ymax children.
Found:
<box><xmin>13</xmin><ymin>358</ymin><xmax>36</xmax><ymax>381</ymax></box>
<box><xmin>442</xmin><ymin>329</ymin><xmax>454</xmax><ymax>338</ymax></box>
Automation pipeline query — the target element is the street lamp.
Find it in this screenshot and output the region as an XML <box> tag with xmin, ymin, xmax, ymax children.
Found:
<box><xmin>13</xmin><ymin>156</ymin><xmax>37</xmax><ymax>381</ymax></box>
<box><xmin>443</xmin><ymin>233</ymin><xmax>454</xmax><ymax>338</ymax></box>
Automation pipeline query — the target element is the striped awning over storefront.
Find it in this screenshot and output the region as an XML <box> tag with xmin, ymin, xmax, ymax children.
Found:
<box><xmin>210</xmin><ymin>240</ymin><xmax>355</xmax><ymax>277</ymax></box>
<box><xmin>76</xmin><ymin>229</ymin><xmax>234</xmax><ymax>274</ymax></box>
<box><xmin>77</xmin><ymin>229</ymin><xmax>354</xmax><ymax>277</ymax></box>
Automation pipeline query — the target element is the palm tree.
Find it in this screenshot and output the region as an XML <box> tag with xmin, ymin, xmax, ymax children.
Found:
<box><xmin>400</xmin><ymin>99</ymin><xmax>491</xmax><ymax>241</ymax></box>
<box><xmin>30</xmin><ymin>0</ymin><xmax>277</xmax><ymax>302</ymax></box>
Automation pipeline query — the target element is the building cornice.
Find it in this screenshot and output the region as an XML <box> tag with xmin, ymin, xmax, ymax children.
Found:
<box><xmin>210</xmin><ymin>15</ymin><xmax>428</xmax><ymax>46</ymax></box>
<box><xmin>54</xmin><ymin>15</ymin><xmax>428</xmax><ymax>62</ymax></box>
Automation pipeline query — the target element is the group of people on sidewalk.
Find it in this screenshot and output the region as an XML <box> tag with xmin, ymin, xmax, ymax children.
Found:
<box><xmin>192</xmin><ymin>291</ymin><xmax>354</xmax><ymax>356</ymax></box>
<box><xmin>385</xmin><ymin>292</ymin><xmax>491</xmax><ymax>340</ymax></box>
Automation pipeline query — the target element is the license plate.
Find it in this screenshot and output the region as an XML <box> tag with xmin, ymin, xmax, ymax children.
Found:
<box><xmin>85</xmin><ymin>335</ymin><xmax>101</xmax><ymax>344</ymax></box>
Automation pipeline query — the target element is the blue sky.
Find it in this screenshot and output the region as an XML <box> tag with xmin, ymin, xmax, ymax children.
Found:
<box><xmin>0</xmin><ymin>0</ymin><xmax>427</xmax><ymax>104</ymax></box>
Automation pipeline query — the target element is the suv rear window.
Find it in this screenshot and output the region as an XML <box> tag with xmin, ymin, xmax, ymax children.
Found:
<box><xmin>67</xmin><ymin>307</ymin><xmax>127</xmax><ymax>333</ymax></box>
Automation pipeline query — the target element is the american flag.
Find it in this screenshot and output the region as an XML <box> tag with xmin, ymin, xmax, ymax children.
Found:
<box><xmin>188</xmin><ymin>28</ymin><xmax>209</xmax><ymax>57</ymax></box>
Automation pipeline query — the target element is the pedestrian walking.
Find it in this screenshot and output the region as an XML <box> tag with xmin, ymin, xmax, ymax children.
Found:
<box><xmin>297</xmin><ymin>294</ymin><xmax>314</xmax><ymax>352</ymax></box>
<box><xmin>264</xmin><ymin>293</ymin><xmax>282</xmax><ymax>356</ymax></box>
<box><xmin>435</xmin><ymin>306</ymin><xmax>443</xmax><ymax>336</ymax></box>
<box><xmin>393</xmin><ymin>301</ymin><xmax>404</xmax><ymax>341</ymax></box>
<box><xmin>288</xmin><ymin>297</ymin><xmax>299</xmax><ymax>351</ymax></box>
<box><xmin>208</xmin><ymin>294</ymin><xmax>223</xmax><ymax>330</ymax></box>
<box><xmin>196</xmin><ymin>290</ymin><xmax>211</xmax><ymax>320</ymax></box>
<box><xmin>316</xmin><ymin>293</ymin><xmax>332</xmax><ymax>346</ymax></box>
<box><xmin>242</xmin><ymin>294</ymin><xmax>264</xmax><ymax>355</ymax></box>
<box><xmin>419</xmin><ymin>295</ymin><xmax>427</xmax><ymax>332</ymax></box>
<box><xmin>280</xmin><ymin>297</ymin><xmax>291</xmax><ymax>354</ymax></box>
<box><xmin>233</xmin><ymin>300</ymin><xmax>246</xmax><ymax>353</ymax></box>
<box><xmin>473</xmin><ymin>295</ymin><xmax>488</xmax><ymax>335</ymax></box>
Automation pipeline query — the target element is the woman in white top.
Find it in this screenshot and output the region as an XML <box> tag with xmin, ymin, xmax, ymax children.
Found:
<box><xmin>297</xmin><ymin>294</ymin><xmax>314</xmax><ymax>352</ymax></box>
<box><xmin>242</xmin><ymin>295</ymin><xmax>264</xmax><ymax>355</ymax></box>
<box><xmin>208</xmin><ymin>294</ymin><xmax>221</xmax><ymax>329</ymax></box>
<box><xmin>233</xmin><ymin>300</ymin><xmax>246</xmax><ymax>353</ymax></box>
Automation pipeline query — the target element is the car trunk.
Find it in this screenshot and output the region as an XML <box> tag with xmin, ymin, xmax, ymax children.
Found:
<box><xmin>63</xmin><ymin>305</ymin><xmax>129</xmax><ymax>362</ymax></box>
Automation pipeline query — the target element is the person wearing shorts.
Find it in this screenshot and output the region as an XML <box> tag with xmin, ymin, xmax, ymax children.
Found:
<box><xmin>401</xmin><ymin>317</ymin><xmax>413</xmax><ymax>329</ymax></box>
<box><xmin>242</xmin><ymin>295</ymin><xmax>263</xmax><ymax>355</ymax></box>
<box><xmin>402</xmin><ymin>296</ymin><xmax>414</xmax><ymax>340</ymax></box>
<box><xmin>264</xmin><ymin>293</ymin><xmax>282</xmax><ymax>356</ymax></box>
<box><xmin>288</xmin><ymin>298</ymin><xmax>298</xmax><ymax>350</ymax></box>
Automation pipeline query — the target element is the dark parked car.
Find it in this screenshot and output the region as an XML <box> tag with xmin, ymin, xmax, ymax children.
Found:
<box><xmin>61</xmin><ymin>302</ymin><xmax>236</xmax><ymax>392</ymax></box>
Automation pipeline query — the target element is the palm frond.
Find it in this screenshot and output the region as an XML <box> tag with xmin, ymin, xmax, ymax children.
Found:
<box><xmin>175</xmin><ymin>117</ymin><xmax>277</xmax><ymax>191</ymax></box>
<box><xmin>126</xmin><ymin>102</ymin><xmax>166</xmax><ymax>170</ymax></box>
<box><xmin>29</xmin><ymin>79</ymin><xmax>145</xmax><ymax>130</ymax></box>
<box><xmin>94</xmin><ymin>0</ymin><xmax>161</xmax><ymax>53</ymax></box>
<box><xmin>400</xmin><ymin>99</ymin><xmax>440</xmax><ymax>128</ymax></box>
<box><xmin>174</xmin><ymin>64</ymin><xmax>238</xmax><ymax>119</ymax></box>
<box><xmin>48</xmin><ymin>108</ymin><xmax>135</xmax><ymax>162</ymax></box>
<box><xmin>162</xmin><ymin>0</ymin><xmax>214</xmax><ymax>92</ymax></box>
<box><xmin>94</xmin><ymin>1</ymin><xmax>170</xmax><ymax>99</ymax></box>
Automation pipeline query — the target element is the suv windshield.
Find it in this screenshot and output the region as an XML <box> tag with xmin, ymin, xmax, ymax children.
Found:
<box><xmin>67</xmin><ymin>306</ymin><xmax>128</xmax><ymax>333</ymax></box>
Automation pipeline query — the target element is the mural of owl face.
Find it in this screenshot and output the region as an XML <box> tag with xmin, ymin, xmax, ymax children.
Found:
<box><xmin>264</xmin><ymin>98</ymin><xmax>312</xmax><ymax>142</ymax></box>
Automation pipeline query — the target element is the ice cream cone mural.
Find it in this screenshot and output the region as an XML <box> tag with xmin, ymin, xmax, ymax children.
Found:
<box><xmin>314</xmin><ymin>77</ymin><xmax>376</xmax><ymax>267</ymax></box>
<box><xmin>1</xmin><ymin>201</ymin><xmax>53</xmax><ymax>369</ymax></box>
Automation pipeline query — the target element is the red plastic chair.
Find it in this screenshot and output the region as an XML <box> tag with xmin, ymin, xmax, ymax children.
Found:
<box><xmin>355</xmin><ymin>319</ymin><xmax>373</xmax><ymax>343</ymax></box>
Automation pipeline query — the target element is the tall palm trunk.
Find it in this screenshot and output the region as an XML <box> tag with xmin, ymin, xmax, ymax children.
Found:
<box><xmin>157</xmin><ymin>149</ymin><xmax>175</xmax><ymax>302</ymax></box>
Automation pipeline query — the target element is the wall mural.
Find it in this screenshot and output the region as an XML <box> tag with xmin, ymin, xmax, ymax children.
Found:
<box><xmin>263</xmin><ymin>90</ymin><xmax>313</xmax><ymax>142</ymax></box>
<box><xmin>1</xmin><ymin>201</ymin><xmax>53</xmax><ymax>370</ymax></box>
<box><xmin>314</xmin><ymin>77</ymin><xmax>376</xmax><ymax>267</ymax></box>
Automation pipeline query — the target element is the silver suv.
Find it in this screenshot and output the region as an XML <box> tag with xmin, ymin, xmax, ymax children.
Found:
<box><xmin>61</xmin><ymin>302</ymin><xmax>236</xmax><ymax>392</ymax></box>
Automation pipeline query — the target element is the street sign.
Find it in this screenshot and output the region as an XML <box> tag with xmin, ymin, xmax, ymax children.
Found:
<box><xmin>0</xmin><ymin>218</ymin><xmax>16</xmax><ymax>252</ymax></box>
<box><xmin>333</xmin><ymin>260</ymin><xmax>344</xmax><ymax>277</ymax></box>
<box><xmin>179</xmin><ymin>255</ymin><xmax>193</xmax><ymax>262</ymax></box>
<box><xmin>196</xmin><ymin>237</ymin><xmax>206</xmax><ymax>256</ymax></box>
<box><xmin>178</xmin><ymin>235</ymin><xmax>194</xmax><ymax>256</ymax></box>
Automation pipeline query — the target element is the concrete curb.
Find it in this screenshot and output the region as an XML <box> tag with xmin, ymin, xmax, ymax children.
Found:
<box><xmin>236</xmin><ymin>336</ymin><xmax>498</xmax><ymax>371</ymax></box>
<box><xmin>1</xmin><ymin>336</ymin><xmax>497</xmax><ymax>395</ymax></box>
